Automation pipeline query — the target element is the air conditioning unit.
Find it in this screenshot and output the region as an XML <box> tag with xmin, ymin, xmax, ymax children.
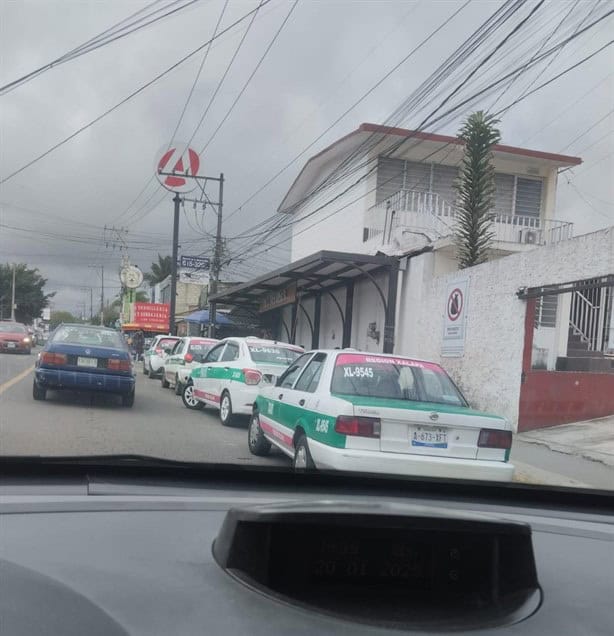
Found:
<box><xmin>519</xmin><ymin>228</ymin><xmax>539</xmax><ymax>244</ymax></box>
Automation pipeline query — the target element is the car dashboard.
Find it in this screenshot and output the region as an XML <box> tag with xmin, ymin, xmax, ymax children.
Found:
<box><xmin>0</xmin><ymin>461</ymin><xmax>612</xmax><ymax>636</ymax></box>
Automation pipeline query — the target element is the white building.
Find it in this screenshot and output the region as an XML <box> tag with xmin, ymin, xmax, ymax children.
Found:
<box><xmin>280</xmin><ymin>123</ymin><xmax>580</xmax><ymax>267</ymax></box>
<box><xmin>210</xmin><ymin>123</ymin><xmax>613</xmax><ymax>430</ymax></box>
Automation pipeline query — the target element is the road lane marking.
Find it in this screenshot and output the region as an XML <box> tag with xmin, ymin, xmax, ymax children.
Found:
<box><xmin>0</xmin><ymin>365</ymin><xmax>34</xmax><ymax>396</ymax></box>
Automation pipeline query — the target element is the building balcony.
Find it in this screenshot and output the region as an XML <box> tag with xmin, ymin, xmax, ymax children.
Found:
<box><xmin>364</xmin><ymin>189</ymin><xmax>573</xmax><ymax>248</ymax></box>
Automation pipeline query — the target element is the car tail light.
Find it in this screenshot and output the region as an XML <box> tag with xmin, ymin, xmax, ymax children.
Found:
<box><xmin>243</xmin><ymin>368</ymin><xmax>262</xmax><ymax>385</ymax></box>
<box><xmin>107</xmin><ymin>358</ymin><xmax>131</xmax><ymax>371</ymax></box>
<box><xmin>40</xmin><ymin>352</ymin><xmax>67</xmax><ymax>365</ymax></box>
<box><xmin>184</xmin><ymin>353</ymin><xmax>193</xmax><ymax>363</ymax></box>
<box><xmin>478</xmin><ymin>429</ymin><xmax>512</xmax><ymax>449</ymax></box>
<box><xmin>335</xmin><ymin>415</ymin><xmax>381</xmax><ymax>438</ymax></box>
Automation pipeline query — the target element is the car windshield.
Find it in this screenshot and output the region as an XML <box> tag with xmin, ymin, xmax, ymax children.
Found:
<box><xmin>331</xmin><ymin>354</ymin><xmax>466</xmax><ymax>406</ymax></box>
<box><xmin>248</xmin><ymin>345</ymin><xmax>303</xmax><ymax>365</ymax></box>
<box><xmin>0</xmin><ymin>323</ymin><xmax>26</xmax><ymax>333</ymax></box>
<box><xmin>0</xmin><ymin>0</ymin><xmax>612</xmax><ymax>496</ymax></box>
<box><xmin>155</xmin><ymin>338</ymin><xmax>179</xmax><ymax>350</ymax></box>
<box><xmin>52</xmin><ymin>326</ymin><xmax>125</xmax><ymax>348</ymax></box>
<box><xmin>188</xmin><ymin>340</ymin><xmax>215</xmax><ymax>359</ymax></box>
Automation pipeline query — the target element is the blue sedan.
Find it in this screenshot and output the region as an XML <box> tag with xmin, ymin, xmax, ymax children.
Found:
<box><xmin>33</xmin><ymin>324</ymin><xmax>136</xmax><ymax>407</ymax></box>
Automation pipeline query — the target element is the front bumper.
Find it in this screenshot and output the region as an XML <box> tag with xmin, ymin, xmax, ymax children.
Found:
<box><xmin>35</xmin><ymin>368</ymin><xmax>135</xmax><ymax>394</ymax></box>
<box><xmin>308</xmin><ymin>438</ymin><xmax>515</xmax><ymax>482</ymax></box>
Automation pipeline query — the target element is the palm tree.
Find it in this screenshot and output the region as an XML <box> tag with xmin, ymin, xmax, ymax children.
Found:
<box><xmin>143</xmin><ymin>255</ymin><xmax>172</xmax><ymax>285</ymax></box>
<box><xmin>454</xmin><ymin>111</ymin><xmax>501</xmax><ymax>269</ymax></box>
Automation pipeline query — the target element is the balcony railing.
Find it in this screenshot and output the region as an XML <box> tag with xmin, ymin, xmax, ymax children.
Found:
<box><xmin>365</xmin><ymin>189</ymin><xmax>573</xmax><ymax>246</ymax></box>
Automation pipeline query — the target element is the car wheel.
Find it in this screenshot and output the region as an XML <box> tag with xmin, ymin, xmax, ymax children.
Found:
<box><xmin>32</xmin><ymin>380</ymin><xmax>46</xmax><ymax>401</ymax></box>
<box><xmin>248</xmin><ymin>412</ymin><xmax>272</xmax><ymax>456</ymax></box>
<box><xmin>182</xmin><ymin>383</ymin><xmax>204</xmax><ymax>410</ymax></box>
<box><xmin>293</xmin><ymin>434</ymin><xmax>315</xmax><ymax>472</ymax></box>
<box><xmin>122</xmin><ymin>391</ymin><xmax>135</xmax><ymax>407</ymax></box>
<box><xmin>143</xmin><ymin>364</ymin><xmax>149</xmax><ymax>376</ymax></box>
<box><xmin>174</xmin><ymin>376</ymin><xmax>182</xmax><ymax>395</ymax></box>
<box><xmin>148</xmin><ymin>363</ymin><xmax>157</xmax><ymax>379</ymax></box>
<box><xmin>219</xmin><ymin>391</ymin><xmax>236</xmax><ymax>427</ymax></box>
<box><xmin>161</xmin><ymin>371</ymin><xmax>170</xmax><ymax>388</ymax></box>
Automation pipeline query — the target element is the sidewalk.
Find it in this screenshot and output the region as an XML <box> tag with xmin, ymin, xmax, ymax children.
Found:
<box><xmin>516</xmin><ymin>415</ymin><xmax>614</xmax><ymax>468</ymax></box>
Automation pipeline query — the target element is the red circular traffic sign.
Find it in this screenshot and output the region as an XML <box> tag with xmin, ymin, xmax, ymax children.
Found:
<box><xmin>447</xmin><ymin>288</ymin><xmax>463</xmax><ymax>322</ymax></box>
<box><xmin>156</xmin><ymin>143</ymin><xmax>200</xmax><ymax>193</ymax></box>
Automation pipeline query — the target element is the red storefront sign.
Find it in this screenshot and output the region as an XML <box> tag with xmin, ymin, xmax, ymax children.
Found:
<box><xmin>133</xmin><ymin>302</ymin><xmax>170</xmax><ymax>332</ymax></box>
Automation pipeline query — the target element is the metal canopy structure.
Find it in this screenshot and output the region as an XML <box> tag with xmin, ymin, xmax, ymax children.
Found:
<box><xmin>209</xmin><ymin>250</ymin><xmax>399</xmax><ymax>352</ymax></box>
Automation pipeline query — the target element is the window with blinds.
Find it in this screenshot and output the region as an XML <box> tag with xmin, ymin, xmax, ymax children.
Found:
<box><xmin>405</xmin><ymin>161</ymin><xmax>431</xmax><ymax>192</ymax></box>
<box><xmin>376</xmin><ymin>157</ymin><xmax>405</xmax><ymax>204</ymax></box>
<box><xmin>431</xmin><ymin>164</ymin><xmax>458</xmax><ymax>206</ymax></box>
<box><xmin>494</xmin><ymin>173</ymin><xmax>515</xmax><ymax>216</ymax></box>
<box><xmin>515</xmin><ymin>177</ymin><xmax>543</xmax><ymax>217</ymax></box>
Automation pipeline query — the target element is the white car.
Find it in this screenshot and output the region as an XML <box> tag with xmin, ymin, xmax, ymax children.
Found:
<box><xmin>142</xmin><ymin>335</ymin><xmax>181</xmax><ymax>379</ymax></box>
<box><xmin>184</xmin><ymin>338</ymin><xmax>303</xmax><ymax>425</ymax></box>
<box><xmin>161</xmin><ymin>336</ymin><xmax>218</xmax><ymax>394</ymax></box>
<box><xmin>249</xmin><ymin>349</ymin><xmax>514</xmax><ymax>482</ymax></box>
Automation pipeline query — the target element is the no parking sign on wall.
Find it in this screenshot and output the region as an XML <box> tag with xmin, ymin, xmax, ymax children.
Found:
<box><xmin>442</xmin><ymin>279</ymin><xmax>469</xmax><ymax>357</ymax></box>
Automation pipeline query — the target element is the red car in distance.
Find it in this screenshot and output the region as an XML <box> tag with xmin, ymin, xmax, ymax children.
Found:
<box><xmin>0</xmin><ymin>321</ymin><xmax>32</xmax><ymax>354</ymax></box>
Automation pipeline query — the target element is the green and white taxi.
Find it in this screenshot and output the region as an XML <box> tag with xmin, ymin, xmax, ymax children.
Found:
<box><xmin>249</xmin><ymin>350</ymin><xmax>514</xmax><ymax>482</ymax></box>
<box><xmin>184</xmin><ymin>337</ymin><xmax>304</xmax><ymax>425</ymax></box>
<box><xmin>160</xmin><ymin>337</ymin><xmax>218</xmax><ymax>394</ymax></box>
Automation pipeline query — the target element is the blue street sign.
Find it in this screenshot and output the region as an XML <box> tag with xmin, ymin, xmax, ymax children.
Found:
<box><xmin>180</xmin><ymin>255</ymin><xmax>210</xmax><ymax>270</ymax></box>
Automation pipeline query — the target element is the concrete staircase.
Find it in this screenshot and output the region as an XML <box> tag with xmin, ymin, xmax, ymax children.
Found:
<box><xmin>556</xmin><ymin>328</ymin><xmax>614</xmax><ymax>372</ymax></box>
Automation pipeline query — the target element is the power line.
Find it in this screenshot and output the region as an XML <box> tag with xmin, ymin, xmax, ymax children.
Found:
<box><xmin>198</xmin><ymin>0</ymin><xmax>299</xmax><ymax>154</ymax></box>
<box><xmin>229</xmin><ymin>13</ymin><xmax>613</xmax><ymax>266</ymax></box>
<box><xmin>558</xmin><ymin>106</ymin><xmax>614</xmax><ymax>152</ymax></box>
<box><xmin>0</xmin><ymin>0</ymin><xmax>201</xmax><ymax>95</ymax></box>
<box><xmin>114</xmin><ymin>0</ymin><xmax>229</xmax><ymax>225</ymax></box>
<box><xmin>223</xmin><ymin>0</ymin><xmax>473</xmax><ymax>225</ymax></box>
<box><xmin>0</xmin><ymin>1</ymin><xmax>270</xmax><ymax>185</ymax></box>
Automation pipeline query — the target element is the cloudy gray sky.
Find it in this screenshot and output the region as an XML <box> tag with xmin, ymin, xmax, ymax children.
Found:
<box><xmin>1</xmin><ymin>0</ymin><xmax>612</xmax><ymax>314</ymax></box>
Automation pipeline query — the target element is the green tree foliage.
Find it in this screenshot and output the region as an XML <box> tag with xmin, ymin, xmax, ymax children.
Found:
<box><xmin>0</xmin><ymin>263</ymin><xmax>54</xmax><ymax>323</ymax></box>
<box><xmin>143</xmin><ymin>255</ymin><xmax>172</xmax><ymax>286</ymax></box>
<box><xmin>454</xmin><ymin>111</ymin><xmax>501</xmax><ymax>269</ymax></box>
<box><xmin>49</xmin><ymin>310</ymin><xmax>78</xmax><ymax>329</ymax></box>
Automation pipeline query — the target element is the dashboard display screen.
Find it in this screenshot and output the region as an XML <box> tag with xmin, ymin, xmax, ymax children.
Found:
<box><xmin>268</xmin><ymin>523</ymin><xmax>493</xmax><ymax>598</ymax></box>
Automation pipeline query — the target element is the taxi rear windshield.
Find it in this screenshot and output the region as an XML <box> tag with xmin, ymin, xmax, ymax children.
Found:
<box><xmin>248</xmin><ymin>345</ymin><xmax>302</xmax><ymax>365</ymax></box>
<box><xmin>331</xmin><ymin>354</ymin><xmax>467</xmax><ymax>407</ymax></box>
<box><xmin>188</xmin><ymin>341</ymin><xmax>215</xmax><ymax>354</ymax></box>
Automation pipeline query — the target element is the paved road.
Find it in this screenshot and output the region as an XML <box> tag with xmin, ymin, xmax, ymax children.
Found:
<box><xmin>0</xmin><ymin>351</ymin><xmax>612</xmax><ymax>489</ymax></box>
<box><xmin>0</xmin><ymin>351</ymin><xmax>287</xmax><ymax>467</ymax></box>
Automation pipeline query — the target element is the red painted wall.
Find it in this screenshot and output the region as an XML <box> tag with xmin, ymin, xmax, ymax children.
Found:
<box><xmin>518</xmin><ymin>297</ymin><xmax>614</xmax><ymax>431</ymax></box>
<box><xmin>518</xmin><ymin>371</ymin><xmax>614</xmax><ymax>431</ymax></box>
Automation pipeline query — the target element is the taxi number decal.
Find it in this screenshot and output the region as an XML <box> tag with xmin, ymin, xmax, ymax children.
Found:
<box><xmin>315</xmin><ymin>418</ymin><xmax>329</xmax><ymax>433</ymax></box>
<box><xmin>249</xmin><ymin>346</ymin><xmax>281</xmax><ymax>354</ymax></box>
<box><xmin>343</xmin><ymin>366</ymin><xmax>374</xmax><ymax>379</ymax></box>
<box><xmin>231</xmin><ymin>370</ymin><xmax>243</xmax><ymax>380</ymax></box>
<box><xmin>267</xmin><ymin>401</ymin><xmax>274</xmax><ymax>415</ymax></box>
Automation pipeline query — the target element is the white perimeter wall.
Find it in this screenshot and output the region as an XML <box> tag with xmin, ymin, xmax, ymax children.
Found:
<box><xmin>397</xmin><ymin>227</ymin><xmax>614</xmax><ymax>430</ymax></box>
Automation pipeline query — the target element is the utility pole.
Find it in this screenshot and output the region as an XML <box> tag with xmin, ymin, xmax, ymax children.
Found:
<box><xmin>209</xmin><ymin>173</ymin><xmax>224</xmax><ymax>338</ymax></box>
<box><xmin>10</xmin><ymin>263</ymin><xmax>16</xmax><ymax>320</ymax></box>
<box><xmin>88</xmin><ymin>265</ymin><xmax>104</xmax><ymax>325</ymax></box>
<box><xmin>100</xmin><ymin>266</ymin><xmax>104</xmax><ymax>326</ymax></box>
<box><xmin>169</xmin><ymin>193</ymin><xmax>181</xmax><ymax>336</ymax></box>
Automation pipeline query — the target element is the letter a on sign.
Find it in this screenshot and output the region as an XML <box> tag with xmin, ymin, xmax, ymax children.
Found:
<box><xmin>155</xmin><ymin>142</ymin><xmax>200</xmax><ymax>193</ymax></box>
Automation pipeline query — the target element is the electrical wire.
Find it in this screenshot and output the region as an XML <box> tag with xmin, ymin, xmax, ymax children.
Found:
<box><xmin>0</xmin><ymin>0</ymin><xmax>201</xmax><ymax>96</ymax></box>
<box><xmin>0</xmin><ymin>1</ymin><xmax>271</xmax><ymax>186</ymax></box>
<box><xmin>198</xmin><ymin>0</ymin><xmax>299</xmax><ymax>154</ymax></box>
<box><xmin>228</xmin><ymin>12</ymin><xmax>614</xmax><ymax>266</ymax></box>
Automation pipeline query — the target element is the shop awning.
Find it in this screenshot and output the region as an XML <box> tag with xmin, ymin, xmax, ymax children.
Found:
<box><xmin>182</xmin><ymin>309</ymin><xmax>234</xmax><ymax>325</ymax></box>
<box><xmin>209</xmin><ymin>250</ymin><xmax>397</xmax><ymax>307</ymax></box>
